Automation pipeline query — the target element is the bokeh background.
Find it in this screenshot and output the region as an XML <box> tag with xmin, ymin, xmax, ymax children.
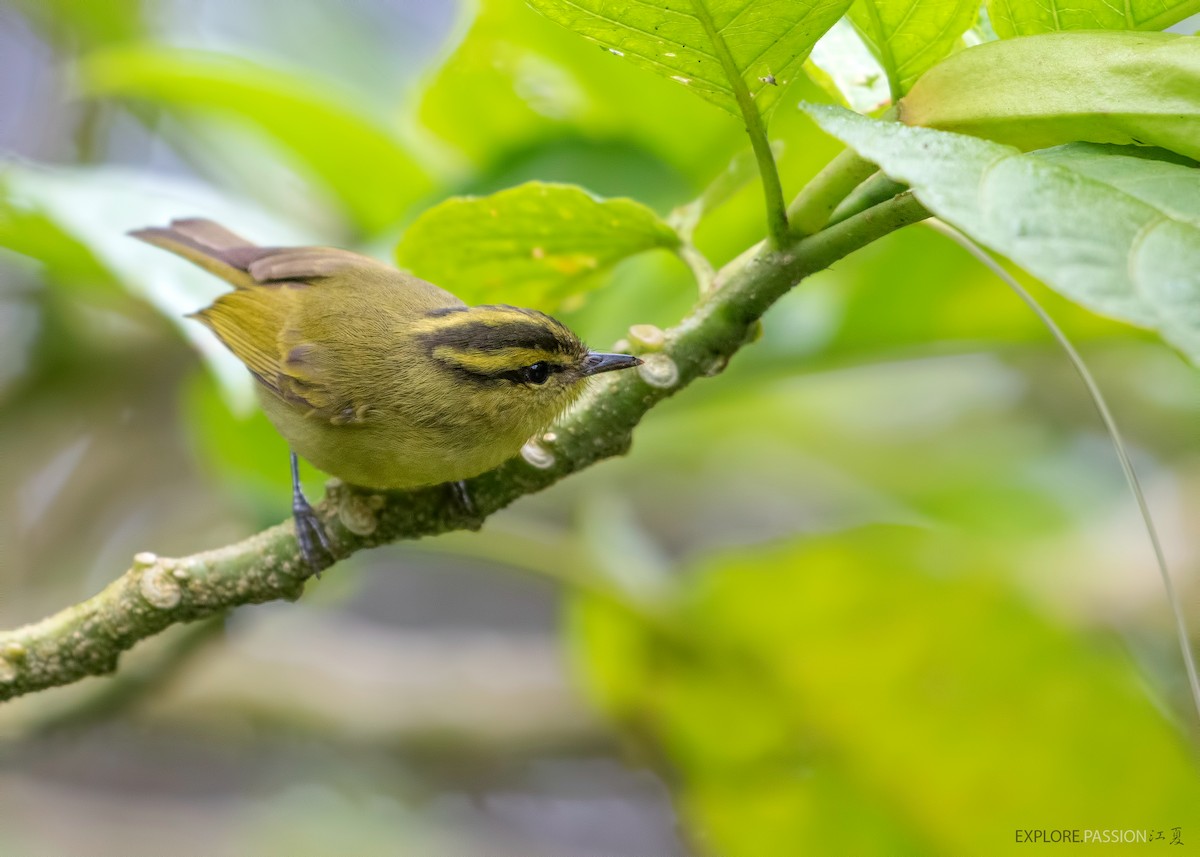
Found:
<box><xmin>1</xmin><ymin>1</ymin><xmax>1199</xmax><ymax>854</ymax></box>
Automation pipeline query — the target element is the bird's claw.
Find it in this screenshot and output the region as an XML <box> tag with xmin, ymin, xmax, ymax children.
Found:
<box><xmin>293</xmin><ymin>495</ymin><xmax>334</xmax><ymax>577</ymax></box>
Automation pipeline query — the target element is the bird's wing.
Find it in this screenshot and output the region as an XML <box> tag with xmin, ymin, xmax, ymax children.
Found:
<box><xmin>276</xmin><ymin>325</ymin><xmax>376</xmax><ymax>426</ymax></box>
<box><xmin>191</xmin><ymin>241</ymin><xmax>398</xmax><ymax>289</ymax></box>
<box><xmin>193</xmin><ymin>288</ymin><xmax>369</xmax><ymax>424</ymax></box>
<box><xmin>236</xmin><ymin>249</ymin><xmax>396</xmax><ymax>424</ymax></box>
<box><xmin>190</xmin><ymin>288</ymin><xmax>289</xmax><ymax>390</ymax></box>
<box><xmin>237</xmin><ymin>247</ymin><xmax>388</xmax><ymax>282</ymax></box>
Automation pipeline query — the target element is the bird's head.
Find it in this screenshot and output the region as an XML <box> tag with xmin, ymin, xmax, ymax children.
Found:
<box><xmin>414</xmin><ymin>304</ymin><xmax>642</xmax><ymax>435</ymax></box>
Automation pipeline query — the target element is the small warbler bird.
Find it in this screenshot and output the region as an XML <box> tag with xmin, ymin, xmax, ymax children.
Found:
<box><xmin>132</xmin><ymin>218</ymin><xmax>641</xmax><ymax>570</ymax></box>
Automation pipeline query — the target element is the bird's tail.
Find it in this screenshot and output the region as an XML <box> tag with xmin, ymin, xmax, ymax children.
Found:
<box><xmin>129</xmin><ymin>218</ymin><xmax>259</xmax><ymax>290</ymax></box>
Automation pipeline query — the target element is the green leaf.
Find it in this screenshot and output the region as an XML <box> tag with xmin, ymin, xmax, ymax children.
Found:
<box><xmin>396</xmin><ymin>182</ymin><xmax>680</xmax><ymax>310</ymax></box>
<box><xmin>418</xmin><ymin>0</ymin><xmax>745</xmax><ymax>185</ymax></box>
<box><xmin>77</xmin><ymin>45</ymin><xmax>433</xmax><ymax>234</ymax></box>
<box><xmin>569</xmin><ymin>528</ymin><xmax>1200</xmax><ymax>854</ymax></box>
<box><xmin>8</xmin><ymin>0</ymin><xmax>143</xmax><ymax>47</ymax></box>
<box><xmin>847</xmin><ymin>0</ymin><xmax>978</xmax><ymax>99</ymax></box>
<box><xmin>803</xmin><ymin>104</ymin><xmax>1200</xmax><ymax>363</ymax></box>
<box><xmin>524</xmin><ymin>0</ymin><xmax>854</xmax><ymax>117</ymax></box>
<box><xmin>900</xmin><ymin>32</ymin><xmax>1200</xmax><ymax>162</ymax></box>
<box><xmin>0</xmin><ymin>190</ymin><xmax>116</xmax><ymax>292</ymax></box>
<box><xmin>988</xmin><ymin>0</ymin><xmax>1200</xmax><ymax>37</ymax></box>
<box><xmin>1036</xmin><ymin>143</ymin><xmax>1200</xmax><ymax>225</ymax></box>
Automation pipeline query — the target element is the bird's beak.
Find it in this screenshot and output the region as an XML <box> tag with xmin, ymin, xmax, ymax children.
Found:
<box><xmin>582</xmin><ymin>351</ymin><xmax>642</xmax><ymax>376</ymax></box>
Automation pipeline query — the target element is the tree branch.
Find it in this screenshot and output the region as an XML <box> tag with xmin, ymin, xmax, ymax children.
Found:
<box><xmin>0</xmin><ymin>192</ymin><xmax>929</xmax><ymax>703</ymax></box>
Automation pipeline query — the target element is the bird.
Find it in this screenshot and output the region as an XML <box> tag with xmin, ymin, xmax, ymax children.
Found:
<box><xmin>132</xmin><ymin>218</ymin><xmax>642</xmax><ymax>571</ymax></box>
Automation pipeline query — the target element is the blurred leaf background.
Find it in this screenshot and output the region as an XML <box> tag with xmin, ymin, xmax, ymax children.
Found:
<box><xmin>1</xmin><ymin>1</ymin><xmax>1199</xmax><ymax>855</ymax></box>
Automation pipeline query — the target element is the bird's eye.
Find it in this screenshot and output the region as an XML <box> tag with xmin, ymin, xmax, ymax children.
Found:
<box><xmin>522</xmin><ymin>361</ymin><xmax>551</xmax><ymax>384</ymax></box>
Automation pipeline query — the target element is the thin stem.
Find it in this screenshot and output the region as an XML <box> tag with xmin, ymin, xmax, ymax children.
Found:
<box><xmin>828</xmin><ymin>172</ymin><xmax>908</xmax><ymax>227</ymax></box>
<box><xmin>678</xmin><ymin>242</ymin><xmax>717</xmax><ymax>293</ymax></box>
<box><xmin>666</xmin><ymin>210</ymin><xmax>717</xmax><ymax>292</ymax></box>
<box><xmin>788</xmin><ymin>147</ymin><xmax>880</xmax><ymax>237</ymax></box>
<box><xmin>668</xmin><ymin>145</ymin><xmax>773</xmax><ymax>293</ymax></box>
<box><xmin>687</xmin><ymin>0</ymin><xmax>789</xmax><ymax>247</ymax></box>
<box><xmin>927</xmin><ymin>218</ymin><xmax>1200</xmax><ymax>725</ymax></box>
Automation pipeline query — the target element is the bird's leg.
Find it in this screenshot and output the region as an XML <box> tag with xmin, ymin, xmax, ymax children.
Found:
<box><xmin>447</xmin><ymin>480</ymin><xmax>477</xmax><ymax>518</ymax></box>
<box><xmin>445</xmin><ymin>480</ymin><xmax>484</xmax><ymax>531</ymax></box>
<box><xmin>291</xmin><ymin>451</ymin><xmax>334</xmax><ymax>575</ymax></box>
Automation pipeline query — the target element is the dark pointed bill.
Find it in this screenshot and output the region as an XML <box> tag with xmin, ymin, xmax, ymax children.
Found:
<box><xmin>582</xmin><ymin>352</ymin><xmax>642</xmax><ymax>376</ymax></box>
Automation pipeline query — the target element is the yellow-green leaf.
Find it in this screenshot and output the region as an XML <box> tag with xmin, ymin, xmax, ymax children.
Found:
<box><xmin>396</xmin><ymin>182</ymin><xmax>680</xmax><ymax>310</ymax></box>
<box><xmin>419</xmin><ymin>0</ymin><xmax>744</xmax><ymax>183</ymax></box>
<box><xmin>847</xmin><ymin>0</ymin><xmax>978</xmax><ymax>99</ymax></box>
<box><xmin>900</xmin><ymin>31</ymin><xmax>1200</xmax><ymax>162</ymax></box>
<box><xmin>8</xmin><ymin>0</ymin><xmax>143</xmax><ymax>47</ymax></box>
<box><xmin>988</xmin><ymin>0</ymin><xmax>1200</xmax><ymax>37</ymax></box>
<box><xmin>524</xmin><ymin>0</ymin><xmax>854</xmax><ymax>117</ymax></box>
<box><xmin>78</xmin><ymin>45</ymin><xmax>432</xmax><ymax>234</ymax></box>
<box><xmin>804</xmin><ymin>104</ymin><xmax>1200</xmax><ymax>364</ymax></box>
<box><xmin>569</xmin><ymin>528</ymin><xmax>1200</xmax><ymax>853</ymax></box>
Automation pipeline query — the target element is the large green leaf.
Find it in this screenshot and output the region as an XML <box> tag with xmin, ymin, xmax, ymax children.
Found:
<box><xmin>988</xmin><ymin>0</ymin><xmax>1200</xmax><ymax>37</ymax></box>
<box><xmin>803</xmin><ymin>105</ymin><xmax>1200</xmax><ymax>363</ymax></box>
<box><xmin>847</xmin><ymin>0</ymin><xmax>978</xmax><ymax>99</ymax></box>
<box><xmin>419</xmin><ymin>0</ymin><xmax>744</xmax><ymax>184</ymax></box>
<box><xmin>900</xmin><ymin>32</ymin><xmax>1200</xmax><ymax>162</ymax></box>
<box><xmin>524</xmin><ymin>0</ymin><xmax>854</xmax><ymax>117</ymax></box>
<box><xmin>570</xmin><ymin>528</ymin><xmax>1200</xmax><ymax>854</ymax></box>
<box><xmin>77</xmin><ymin>45</ymin><xmax>432</xmax><ymax>234</ymax></box>
<box><xmin>396</xmin><ymin>182</ymin><xmax>681</xmax><ymax>310</ymax></box>
<box><xmin>1035</xmin><ymin>143</ymin><xmax>1200</xmax><ymax>225</ymax></box>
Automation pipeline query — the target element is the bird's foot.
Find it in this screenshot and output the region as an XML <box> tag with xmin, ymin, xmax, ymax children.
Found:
<box><xmin>448</xmin><ymin>480</ymin><xmax>475</xmax><ymax>515</ymax></box>
<box><xmin>293</xmin><ymin>495</ymin><xmax>335</xmax><ymax>577</ymax></box>
<box><xmin>446</xmin><ymin>480</ymin><xmax>483</xmax><ymax>530</ymax></box>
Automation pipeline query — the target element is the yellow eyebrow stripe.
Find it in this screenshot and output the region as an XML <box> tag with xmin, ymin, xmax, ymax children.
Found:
<box><xmin>432</xmin><ymin>345</ymin><xmax>562</xmax><ymax>374</ymax></box>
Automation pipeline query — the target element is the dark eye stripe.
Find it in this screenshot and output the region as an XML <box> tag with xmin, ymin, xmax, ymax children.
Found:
<box><xmin>443</xmin><ymin>362</ymin><xmax>567</xmax><ymax>386</ymax></box>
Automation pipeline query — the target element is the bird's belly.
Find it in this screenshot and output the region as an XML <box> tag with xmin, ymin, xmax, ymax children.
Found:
<box><xmin>261</xmin><ymin>393</ymin><xmax>528</xmax><ymax>490</ymax></box>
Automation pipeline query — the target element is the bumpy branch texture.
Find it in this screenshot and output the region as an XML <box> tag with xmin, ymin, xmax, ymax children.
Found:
<box><xmin>0</xmin><ymin>193</ymin><xmax>929</xmax><ymax>702</ymax></box>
